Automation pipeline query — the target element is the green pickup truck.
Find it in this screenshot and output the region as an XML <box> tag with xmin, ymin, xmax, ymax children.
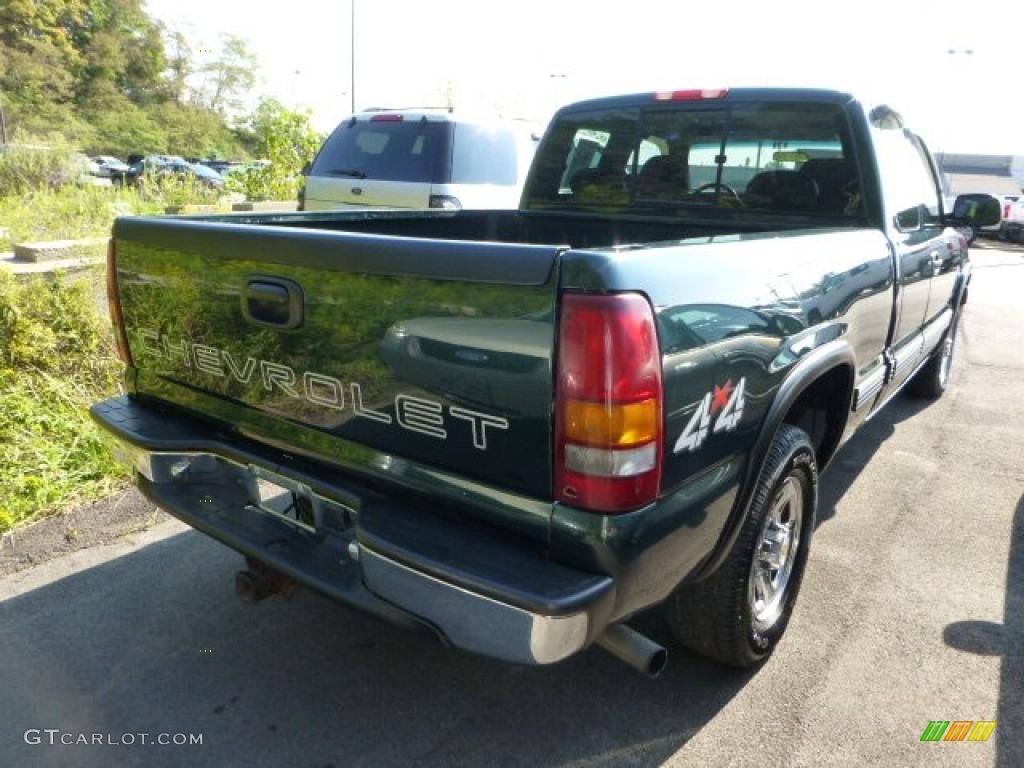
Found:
<box><xmin>92</xmin><ymin>88</ymin><xmax>997</xmax><ymax>676</ymax></box>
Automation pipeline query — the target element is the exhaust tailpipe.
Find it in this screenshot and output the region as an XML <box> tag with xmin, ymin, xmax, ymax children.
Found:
<box><xmin>595</xmin><ymin>623</ymin><xmax>668</xmax><ymax>678</ymax></box>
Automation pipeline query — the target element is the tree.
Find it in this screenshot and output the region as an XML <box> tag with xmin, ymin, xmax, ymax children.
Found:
<box><xmin>195</xmin><ymin>34</ymin><xmax>258</xmax><ymax>119</ymax></box>
<box><xmin>229</xmin><ymin>98</ymin><xmax>323</xmax><ymax>201</ymax></box>
<box><xmin>0</xmin><ymin>0</ymin><xmax>260</xmax><ymax>160</ymax></box>
<box><xmin>161</xmin><ymin>27</ymin><xmax>193</xmax><ymax>105</ymax></box>
<box><xmin>0</xmin><ymin>0</ymin><xmax>166</xmax><ymax>141</ymax></box>
<box><xmin>0</xmin><ymin>0</ymin><xmax>87</xmax><ymax>134</ymax></box>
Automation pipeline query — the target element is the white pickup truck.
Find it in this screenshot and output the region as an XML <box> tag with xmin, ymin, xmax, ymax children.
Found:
<box><xmin>997</xmin><ymin>195</ymin><xmax>1024</xmax><ymax>242</ymax></box>
<box><xmin>981</xmin><ymin>193</ymin><xmax>1024</xmax><ymax>242</ymax></box>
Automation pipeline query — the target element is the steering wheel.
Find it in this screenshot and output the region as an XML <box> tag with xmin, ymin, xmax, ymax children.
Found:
<box><xmin>693</xmin><ymin>182</ymin><xmax>742</xmax><ymax>204</ymax></box>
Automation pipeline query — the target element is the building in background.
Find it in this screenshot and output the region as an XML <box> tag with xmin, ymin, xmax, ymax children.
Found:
<box><xmin>937</xmin><ymin>153</ymin><xmax>1024</xmax><ymax>197</ymax></box>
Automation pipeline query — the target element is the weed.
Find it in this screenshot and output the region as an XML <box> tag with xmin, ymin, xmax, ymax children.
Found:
<box><xmin>0</xmin><ymin>270</ymin><xmax>127</xmax><ymax>532</ymax></box>
<box><xmin>0</xmin><ymin>186</ymin><xmax>163</xmax><ymax>248</ymax></box>
<box><xmin>0</xmin><ymin>171</ymin><xmax>227</xmax><ymax>533</ymax></box>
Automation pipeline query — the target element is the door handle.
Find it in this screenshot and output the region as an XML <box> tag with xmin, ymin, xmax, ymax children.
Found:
<box><xmin>241</xmin><ymin>276</ymin><xmax>304</xmax><ymax>329</ymax></box>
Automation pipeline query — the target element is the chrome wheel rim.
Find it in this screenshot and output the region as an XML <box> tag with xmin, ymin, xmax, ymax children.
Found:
<box><xmin>749</xmin><ymin>476</ymin><xmax>803</xmax><ymax>633</ymax></box>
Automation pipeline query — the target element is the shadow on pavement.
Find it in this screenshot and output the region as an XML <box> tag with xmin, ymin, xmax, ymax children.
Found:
<box><xmin>0</xmin><ymin>376</ymin><xmax>997</xmax><ymax>767</ymax></box>
<box><xmin>943</xmin><ymin>492</ymin><xmax>1023</xmax><ymax>767</ymax></box>
<box><xmin>0</xmin><ymin>530</ymin><xmax>760</xmax><ymax>768</ymax></box>
<box><xmin>815</xmin><ymin>391</ymin><xmax>932</xmax><ymax>528</ymax></box>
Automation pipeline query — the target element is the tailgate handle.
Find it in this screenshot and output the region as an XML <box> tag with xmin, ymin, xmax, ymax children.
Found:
<box><xmin>242</xmin><ymin>276</ymin><xmax>304</xmax><ymax>330</ymax></box>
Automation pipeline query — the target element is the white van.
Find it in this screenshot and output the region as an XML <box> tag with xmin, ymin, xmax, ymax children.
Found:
<box><xmin>300</xmin><ymin>110</ymin><xmax>540</xmax><ymax>211</ymax></box>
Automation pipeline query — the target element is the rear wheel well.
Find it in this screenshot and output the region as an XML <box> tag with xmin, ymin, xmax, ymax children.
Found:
<box><xmin>781</xmin><ymin>365</ymin><xmax>852</xmax><ymax>469</ymax></box>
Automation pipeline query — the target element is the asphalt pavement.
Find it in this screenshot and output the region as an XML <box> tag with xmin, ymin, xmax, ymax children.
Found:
<box><xmin>0</xmin><ymin>245</ymin><xmax>1020</xmax><ymax>768</ymax></box>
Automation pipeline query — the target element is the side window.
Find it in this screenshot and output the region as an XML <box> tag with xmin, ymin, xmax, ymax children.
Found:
<box><xmin>562</xmin><ymin>130</ymin><xmax>611</xmax><ymax>189</ymax></box>
<box><xmin>451</xmin><ymin>124</ymin><xmax>519</xmax><ymax>185</ymax></box>
<box><xmin>872</xmin><ymin>128</ymin><xmax>941</xmax><ymax>231</ymax></box>
<box><xmin>521</xmin><ymin>108</ymin><xmax>639</xmax><ymax>206</ymax></box>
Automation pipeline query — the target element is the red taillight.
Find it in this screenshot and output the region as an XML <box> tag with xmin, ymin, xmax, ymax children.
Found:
<box><xmin>1005</xmin><ymin>203</ymin><xmax>1011</xmax><ymax>219</ymax></box>
<box><xmin>654</xmin><ymin>88</ymin><xmax>728</xmax><ymax>101</ymax></box>
<box><xmin>369</xmin><ymin>114</ymin><xmax>404</xmax><ymax>122</ymax></box>
<box><xmin>106</xmin><ymin>239</ymin><xmax>133</xmax><ymax>366</ymax></box>
<box><xmin>555</xmin><ymin>293</ymin><xmax>663</xmax><ymax>513</ymax></box>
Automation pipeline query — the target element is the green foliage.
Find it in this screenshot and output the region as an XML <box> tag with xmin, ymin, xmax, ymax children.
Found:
<box><xmin>228</xmin><ymin>98</ymin><xmax>323</xmax><ymax>202</ymax></box>
<box><xmin>195</xmin><ymin>34</ymin><xmax>258</xmax><ymax>119</ymax></box>
<box><xmin>0</xmin><ymin>185</ymin><xmax>161</xmax><ymax>245</ymax></box>
<box><xmin>0</xmin><ymin>269</ymin><xmax>127</xmax><ymax>532</ymax></box>
<box><xmin>0</xmin><ymin>0</ymin><xmax>257</xmax><ymax>160</ymax></box>
<box><xmin>136</xmin><ymin>173</ymin><xmax>222</xmax><ymax>208</ymax></box>
<box><xmin>0</xmin><ymin>178</ymin><xmax>227</xmax><ymax>531</ymax></box>
<box><xmin>0</xmin><ymin>145</ymin><xmax>86</xmax><ymax>196</ymax></box>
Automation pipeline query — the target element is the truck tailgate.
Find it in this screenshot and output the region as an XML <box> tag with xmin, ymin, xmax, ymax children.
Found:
<box><xmin>112</xmin><ymin>216</ymin><xmax>560</xmax><ymax>500</ymax></box>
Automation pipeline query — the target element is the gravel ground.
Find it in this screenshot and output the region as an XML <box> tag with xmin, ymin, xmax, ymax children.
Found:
<box><xmin>0</xmin><ymin>488</ymin><xmax>166</xmax><ymax>578</ymax></box>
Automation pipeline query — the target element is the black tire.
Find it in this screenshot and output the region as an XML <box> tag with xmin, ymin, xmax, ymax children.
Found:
<box><xmin>906</xmin><ymin>309</ymin><xmax>960</xmax><ymax>399</ymax></box>
<box><xmin>667</xmin><ymin>424</ymin><xmax>817</xmax><ymax>667</ymax></box>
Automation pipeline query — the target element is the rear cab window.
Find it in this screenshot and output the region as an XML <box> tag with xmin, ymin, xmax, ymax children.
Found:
<box><xmin>524</xmin><ymin>95</ymin><xmax>865</xmax><ymax>220</ymax></box>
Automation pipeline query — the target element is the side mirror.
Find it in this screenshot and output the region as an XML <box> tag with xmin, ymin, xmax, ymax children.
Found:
<box><xmin>950</xmin><ymin>193</ymin><xmax>1001</xmax><ymax>227</ymax></box>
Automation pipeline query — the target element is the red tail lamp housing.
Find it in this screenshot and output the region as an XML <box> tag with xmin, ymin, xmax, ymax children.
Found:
<box><xmin>106</xmin><ymin>239</ymin><xmax>133</xmax><ymax>367</ymax></box>
<box><xmin>555</xmin><ymin>292</ymin><xmax>663</xmax><ymax>513</ymax></box>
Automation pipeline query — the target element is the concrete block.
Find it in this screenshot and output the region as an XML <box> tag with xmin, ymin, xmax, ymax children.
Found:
<box><xmin>231</xmin><ymin>201</ymin><xmax>300</xmax><ymax>212</ymax></box>
<box><xmin>163</xmin><ymin>204</ymin><xmax>226</xmax><ymax>215</ymax></box>
<box><xmin>12</xmin><ymin>238</ymin><xmax>106</xmax><ymax>263</ymax></box>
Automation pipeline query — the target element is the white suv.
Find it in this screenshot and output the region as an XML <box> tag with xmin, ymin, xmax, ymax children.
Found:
<box><xmin>300</xmin><ymin>110</ymin><xmax>539</xmax><ymax>211</ymax></box>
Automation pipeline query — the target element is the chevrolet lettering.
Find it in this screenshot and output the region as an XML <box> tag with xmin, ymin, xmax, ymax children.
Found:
<box><xmin>136</xmin><ymin>329</ymin><xmax>509</xmax><ymax>449</ymax></box>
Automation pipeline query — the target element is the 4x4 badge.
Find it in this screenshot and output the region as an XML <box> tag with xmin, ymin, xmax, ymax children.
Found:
<box><xmin>674</xmin><ymin>377</ymin><xmax>747</xmax><ymax>453</ymax></box>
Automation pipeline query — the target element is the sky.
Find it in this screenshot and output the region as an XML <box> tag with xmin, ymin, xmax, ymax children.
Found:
<box><xmin>144</xmin><ymin>0</ymin><xmax>1024</xmax><ymax>156</ymax></box>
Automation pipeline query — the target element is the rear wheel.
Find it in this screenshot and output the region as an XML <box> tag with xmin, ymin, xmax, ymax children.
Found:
<box><xmin>667</xmin><ymin>425</ymin><xmax>817</xmax><ymax>667</ymax></box>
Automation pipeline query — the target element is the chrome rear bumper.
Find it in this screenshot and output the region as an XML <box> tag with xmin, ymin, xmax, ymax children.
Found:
<box><xmin>91</xmin><ymin>396</ymin><xmax>615</xmax><ymax>666</ymax></box>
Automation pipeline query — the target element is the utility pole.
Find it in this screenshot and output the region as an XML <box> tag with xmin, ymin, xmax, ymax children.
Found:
<box><xmin>350</xmin><ymin>0</ymin><xmax>356</xmax><ymax>114</ymax></box>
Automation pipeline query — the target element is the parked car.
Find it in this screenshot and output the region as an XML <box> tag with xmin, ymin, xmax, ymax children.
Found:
<box><xmin>199</xmin><ymin>159</ymin><xmax>246</xmax><ymax>175</ymax></box>
<box><xmin>300</xmin><ymin>109</ymin><xmax>540</xmax><ymax>211</ymax></box>
<box><xmin>991</xmin><ymin>194</ymin><xmax>1024</xmax><ymax>242</ymax></box>
<box><xmin>120</xmin><ymin>156</ymin><xmax>224</xmax><ymax>190</ymax></box>
<box><xmin>72</xmin><ymin>153</ymin><xmax>111</xmax><ymax>187</ymax></box>
<box><xmin>186</xmin><ymin>161</ymin><xmax>225</xmax><ymax>189</ymax></box>
<box><xmin>92</xmin><ymin>155</ymin><xmax>130</xmax><ymax>179</ymax></box>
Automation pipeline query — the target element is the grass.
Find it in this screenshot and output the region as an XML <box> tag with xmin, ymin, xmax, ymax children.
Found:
<box><xmin>0</xmin><ymin>184</ymin><xmax>185</xmax><ymax>250</ymax></box>
<box><xmin>0</xmin><ymin>150</ymin><xmax>250</xmax><ymax>533</ymax></box>
<box><xmin>0</xmin><ymin>178</ymin><xmax>234</xmax><ymax>533</ymax></box>
<box><xmin>0</xmin><ymin>266</ymin><xmax>129</xmax><ymax>533</ymax></box>
<box><xmin>0</xmin><ymin>369</ymin><xmax>127</xmax><ymax>532</ymax></box>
